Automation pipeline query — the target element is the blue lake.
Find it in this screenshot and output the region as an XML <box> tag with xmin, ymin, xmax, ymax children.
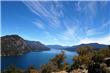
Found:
<box><xmin>1</xmin><ymin>49</ymin><xmax>77</xmax><ymax>70</ymax></box>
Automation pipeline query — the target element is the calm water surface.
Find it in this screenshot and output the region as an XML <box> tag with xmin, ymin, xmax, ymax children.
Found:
<box><xmin>1</xmin><ymin>49</ymin><xmax>77</xmax><ymax>70</ymax></box>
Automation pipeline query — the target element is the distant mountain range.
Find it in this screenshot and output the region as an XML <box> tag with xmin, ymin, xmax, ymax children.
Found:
<box><xmin>47</xmin><ymin>45</ymin><xmax>68</xmax><ymax>50</ymax></box>
<box><xmin>1</xmin><ymin>35</ymin><xmax>50</xmax><ymax>56</ymax></box>
<box><xmin>1</xmin><ymin>34</ymin><xmax>109</xmax><ymax>56</ymax></box>
<box><xmin>47</xmin><ymin>43</ymin><xmax>108</xmax><ymax>51</ymax></box>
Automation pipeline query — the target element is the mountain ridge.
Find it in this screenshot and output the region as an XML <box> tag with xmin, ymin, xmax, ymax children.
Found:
<box><xmin>1</xmin><ymin>34</ymin><xmax>109</xmax><ymax>56</ymax></box>
<box><xmin>47</xmin><ymin>43</ymin><xmax>108</xmax><ymax>51</ymax></box>
<box><xmin>1</xmin><ymin>34</ymin><xmax>50</xmax><ymax>56</ymax></box>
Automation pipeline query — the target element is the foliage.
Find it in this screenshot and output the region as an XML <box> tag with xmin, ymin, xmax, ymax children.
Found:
<box><xmin>2</xmin><ymin>45</ymin><xmax>110</xmax><ymax>73</ymax></box>
<box><xmin>92</xmin><ymin>47</ymin><xmax>110</xmax><ymax>63</ymax></box>
<box><xmin>40</xmin><ymin>51</ymin><xmax>68</xmax><ymax>73</ymax></box>
<box><xmin>73</xmin><ymin>55</ymin><xmax>93</xmax><ymax>65</ymax></box>
<box><xmin>2</xmin><ymin>65</ymin><xmax>23</xmax><ymax>73</ymax></box>
<box><xmin>27</xmin><ymin>65</ymin><xmax>39</xmax><ymax>73</ymax></box>
<box><xmin>72</xmin><ymin>45</ymin><xmax>110</xmax><ymax>71</ymax></box>
<box><xmin>40</xmin><ymin>64</ymin><xmax>53</xmax><ymax>73</ymax></box>
<box><xmin>77</xmin><ymin>45</ymin><xmax>93</xmax><ymax>56</ymax></box>
<box><xmin>73</xmin><ymin>45</ymin><xmax>94</xmax><ymax>66</ymax></box>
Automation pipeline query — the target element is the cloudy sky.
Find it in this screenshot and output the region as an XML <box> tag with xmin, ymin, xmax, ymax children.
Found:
<box><xmin>2</xmin><ymin>1</ymin><xmax>110</xmax><ymax>46</ymax></box>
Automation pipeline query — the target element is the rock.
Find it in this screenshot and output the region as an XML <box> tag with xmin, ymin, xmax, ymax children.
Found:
<box><xmin>52</xmin><ymin>71</ymin><xmax>68</xmax><ymax>73</ymax></box>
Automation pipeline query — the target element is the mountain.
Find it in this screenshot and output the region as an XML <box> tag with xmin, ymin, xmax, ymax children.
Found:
<box><xmin>85</xmin><ymin>43</ymin><xmax>107</xmax><ymax>49</ymax></box>
<box><xmin>1</xmin><ymin>34</ymin><xmax>108</xmax><ymax>56</ymax></box>
<box><xmin>26</xmin><ymin>41</ymin><xmax>50</xmax><ymax>51</ymax></box>
<box><xmin>47</xmin><ymin>45</ymin><xmax>66</xmax><ymax>50</ymax></box>
<box><xmin>47</xmin><ymin>43</ymin><xmax>108</xmax><ymax>51</ymax></box>
<box><xmin>64</xmin><ymin>43</ymin><xmax>108</xmax><ymax>51</ymax></box>
<box><xmin>1</xmin><ymin>35</ymin><xmax>50</xmax><ymax>56</ymax></box>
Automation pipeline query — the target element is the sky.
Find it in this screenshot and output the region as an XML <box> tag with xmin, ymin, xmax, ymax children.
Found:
<box><xmin>1</xmin><ymin>1</ymin><xmax>110</xmax><ymax>46</ymax></box>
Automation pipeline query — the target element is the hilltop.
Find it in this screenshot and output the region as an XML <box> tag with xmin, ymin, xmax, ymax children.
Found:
<box><xmin>1</xmin><ymin>35</ymin><xmax>50</xmax><ymax>56</ymax></box>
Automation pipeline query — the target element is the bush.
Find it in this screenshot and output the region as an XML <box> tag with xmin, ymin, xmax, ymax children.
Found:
<box><xmin>2</xmin><ymin>65</ymin><xmax>23</xmax><ymax>73</ymax></box>
<box><xmin>40</xmin><ymin>51</ymin><xmax>68</xmax><ymax>72</ymax></box>
<box><xmin>77</xmin><ymin>45</ymin><xmax>93</xmax><ymax>56</ymax></box>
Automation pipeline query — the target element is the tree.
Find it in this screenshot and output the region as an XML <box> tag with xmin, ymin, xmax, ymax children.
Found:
<box><xmin>77</xmin><ymin>45</ymin><xmax>93</xmax><ymax>56</ymax></box>
<box><xmin>27</xmin><ymin>65</ymin><xmax>39</xmax><ymax>73</ymax></box>
<box><xmin>40</xmin><ymin>51</ymin><xmax>68</xmax><ymax>73</ymax></box>
<box><xmin>73</xmin><ymin>45</ymin><xmax>94</xmax><ymax>66</ymax></box>
<box><xmin>2</xmin><ymin>65</ymin><xmax>23</xmax><ymax>73</ymax></box>
<box><xmin>40</xmin><ymin>64</ymin><xmax>53</xmax><ymax>73</ymax></box>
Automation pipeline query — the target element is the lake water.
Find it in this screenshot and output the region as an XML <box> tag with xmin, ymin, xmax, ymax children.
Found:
<box><xmin>1</xmin><ymin>49</ymin><xmax>77</xmax><ymax>70</ymax></box>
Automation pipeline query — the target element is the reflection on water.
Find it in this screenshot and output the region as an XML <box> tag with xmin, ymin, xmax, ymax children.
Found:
<box><xmin>1</xmin><ymin>49</ymin><xmax>77</xmax><ymax>70</ymax></box>
<box><xmin>43</xmin><ymin>49</ymin><xmax>77</xmax><ymax>55</ymax></box>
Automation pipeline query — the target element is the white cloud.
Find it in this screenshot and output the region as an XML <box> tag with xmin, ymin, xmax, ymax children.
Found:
<box><xmin>85</xmin><ymin>28</ymin><xmax>102</xmax><ymax>37</ymax></box>
<box><xmin>101</xmin><ymin>20</ymin><xmax>110</xmax><ymax>29</ymax></box>
<box><xmin>33</xmin><ymin>20</ymin><xmax>45</xmax><ymax>30</ymax></box>
<box><xmin>52</xmin><ymin>23</ymin><xmax>79</xmax><ymax>46</ymax></box>
<box><xmin>75</xmin><ymin>1</ymin><xmax>96</xmax><ymax>16</ymax></box>
<box><xmin>23</xmin><ymin>1</ymin><xmax>63</xmax><ymax>28</ymax></box>
<box><xmin>23</xmin><ymin>1</ymin><xmax>79</xmax><ymax>46</ymax></box>
<box><xmin>85</xmin><ymin>20</ymin><xmax>110</xmax><ymax>37</ymax></box>
<box><xmin>23</xmin><ymin>1</ymin><xmax>110</xmax><ymax>46</ymax></box>
<box><xmin>75</xmin><ymin>1</ymin><xmax>81</xmax><ymax>11</ymax></box>
<box><xmin>78</xmin><ymin>35</ymin><xmax>110</xmax><ymax>45</ymax></box>
<box><xmin>86</xmin><ymin>28</ymin><xmax>96</xmax><ymax>36</ymax></box>
<box><xmin>63</xmin><ymin>25</ymin><xmax>76</xmax><ymax>38</ymax></box>
<box><xmin>23</xmin><ymin>1</ymin><xmax>49</xmax><ymax>18</ymax></box>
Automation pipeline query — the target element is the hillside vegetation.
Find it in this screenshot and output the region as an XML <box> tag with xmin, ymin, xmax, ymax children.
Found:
<box><xmin>2</xmin><ymin>45</ymin><xmax>110</xmax><ymax>73</ymax></box>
